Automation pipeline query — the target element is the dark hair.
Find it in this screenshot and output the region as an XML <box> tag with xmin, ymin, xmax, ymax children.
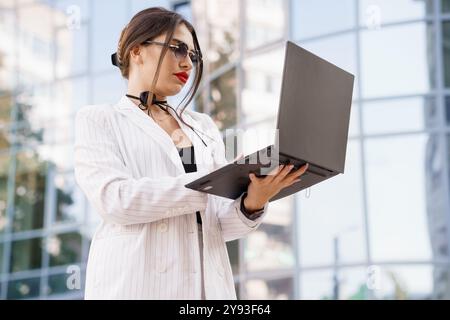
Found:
<box><xmin>114</xmin><ymin>7</ymin><xmax>214</xmax><ymax>145</ymax></box>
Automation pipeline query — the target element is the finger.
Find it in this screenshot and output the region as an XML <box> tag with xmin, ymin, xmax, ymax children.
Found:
<box><xmin>282</xmin><ymin>163</ymin><xmax>309</xmax><ymax>184</ymax></box>
<box><xmin>248</xmin><ymin>172</ymin><xmax>258</xmax><ymax>182</ymax></box>
<box><xmin>273</xmin><ymin>164</ymin><xmax>295</xmax><ymax>183</ymax></box>
<box><xmin>286</xmin><ymin>163</ymin><xmax>309</xmax><ymax>179</ymax></box>
<box><xmin>262</xmin><ymin>164</ymin><xmax>284</xmax><ymax>180</ymax></box>
<box><xmin>281</xmin><ymin>177</ymin><xmax>302</xmax><ymax>190</ymax></box>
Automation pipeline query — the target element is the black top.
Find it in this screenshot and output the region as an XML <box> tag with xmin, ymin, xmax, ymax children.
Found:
<box><xmin>177</xmin><ymin>145</ymin><xmax>202</xmax><ymax>225</ymax></box>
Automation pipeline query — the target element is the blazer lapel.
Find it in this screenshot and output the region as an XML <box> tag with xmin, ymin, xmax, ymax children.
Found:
<box><xmin>113</xmin><ymin>95</ymin><xmax>212</xmax><ymax>174</ymax></box>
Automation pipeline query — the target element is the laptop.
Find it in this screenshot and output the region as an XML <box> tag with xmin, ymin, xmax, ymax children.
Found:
<box><xmin>185</xmin><ymin>41</ymin><xmax>355</xmax><ymax>202</ymax></box>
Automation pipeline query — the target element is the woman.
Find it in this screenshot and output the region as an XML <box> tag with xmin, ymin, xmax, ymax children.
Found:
<box><xmin>74</xmin><ymin>7</ymin><xmax>308</xmax><ymax>300</ymax></box>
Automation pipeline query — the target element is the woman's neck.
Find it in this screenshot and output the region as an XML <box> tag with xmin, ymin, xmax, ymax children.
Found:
<box><xmin>126</xmin><ymin>85</ymin><xmax>168</xmax><ymax>116</ymax></box>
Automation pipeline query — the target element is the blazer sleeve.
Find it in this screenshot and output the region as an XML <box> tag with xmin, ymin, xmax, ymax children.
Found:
<box><xmin>201</xmin><ymin>113</ymin><xmax>269</xmax><ymax>242</ymax></box>
<box><xmin>74</xmin><ymin>106</ymin><xmax>209</xmax><ymax>226</ymax></box>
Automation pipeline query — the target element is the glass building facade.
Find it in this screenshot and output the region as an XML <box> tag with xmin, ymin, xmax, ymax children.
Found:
<box><xmin>0</xmin><ymin>0</ymin><xmax>449</xmax><ymax>299</ymax></box>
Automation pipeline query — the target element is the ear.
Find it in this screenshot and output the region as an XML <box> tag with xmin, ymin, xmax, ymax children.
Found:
<box><xmin>129</xmin><ymin>45</ymin><xmax>142</xmax><ymax>65</ymax></box>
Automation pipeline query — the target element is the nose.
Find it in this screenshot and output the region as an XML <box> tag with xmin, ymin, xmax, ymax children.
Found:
<box><xmin>179</xmin><ymin>54</ymin><xmax>193</xmax><ymax>71</ymax></box>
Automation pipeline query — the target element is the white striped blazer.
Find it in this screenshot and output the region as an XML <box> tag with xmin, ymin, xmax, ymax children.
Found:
<box><xmin>74</xmin><ymin>95</ymin><xmax>269</xmax><ymax>299</ymax></box>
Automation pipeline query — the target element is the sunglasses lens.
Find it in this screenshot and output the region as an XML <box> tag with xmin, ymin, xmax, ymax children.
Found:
<box><xmin>175</xmin><ymin>43</ymin><xmax>188</xmax><ymax>58</ymax></box>
<box><xmin>175</xmin><ymin>43</ymin><xmax>200</xmax><ymax>63</ymax></box>
<box><xmin>189</xmin><ymin>53</ymin><xmax>199</xmax><ymax>63</ymax></box>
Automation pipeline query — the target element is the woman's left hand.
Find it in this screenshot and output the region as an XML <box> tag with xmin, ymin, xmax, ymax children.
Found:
<box><xmin>244</xmin><ymin>163</ymin><xmax>309</xmax><ymax>212</ymax></box>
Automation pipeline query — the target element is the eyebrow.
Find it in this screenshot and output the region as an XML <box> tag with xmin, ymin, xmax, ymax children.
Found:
<box><xmin>172</xmin><ymin>38</ymin><xmax>195</xmax><ymax>51</ymax></box>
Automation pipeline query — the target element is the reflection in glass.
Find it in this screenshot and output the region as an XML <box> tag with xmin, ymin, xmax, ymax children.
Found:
<box><xmin>291</xmin><ymin>0</ymin><xmax>355</xmax><ymax>40</ymax></box>
<box><xmin>54</xmin><ymin>171</ymin><xmax>82</xmax><ymax>225</ymax></box>
<box><xmin>13</xmin><ymin>150</ymin><xmax>46</xmax><ymax>233</ymax></box>
<box><xmin>245</xmin><ymin>197</ymin><xmax>295</xmax><ymax>272</ymax></box>
<box><xmin>365</xmin><ymin>134</ymin><xmax>435</xmax><ymax>262</ymax></box>
<box><xmin>92</xmin><ymin>72</ymin><xmax>126</xmax><ymax>105</ymax></box>
<box><xmin>91</xmin><ymin>0</ymin><xmax>128</xmax><ymax>73</ymax></box>
<box><xmin>0</xmin><ymin>152</ymin><xmax>8</xmax><ymax>236</ymax></box>
<box><xmin>192</xmin><ymin>0</ymin><xmax>239</xmax><ymax>72</ymax></box>
<box><xmin>7</xmin><ymin>276</ymin><xmax>40</xmax><ymax>299</ymax></box>
<box><xmin>431</xmin><ymin>265</ymin><xmax>450</xmax><ymax>299</ymax></box>
<box><xmin>361</xmin><ymin>22</ymin><xmax>435</xmax><ymax>98</ymax></box>
<box><xmin>194</xmin><ymin>91</ymin><xmax>206</xmax><ymax>113</ymax></box>
<box><xmin>0</xmin><ymin>95</ymin><xmax>13</xmax><ymax>149</ymax></box>
<box><xmin>298</xmin><ymin>141</ymin><xmax>366</xmax><ymax>267</ymax></box>
<box><xmin>47</xmin><ymin>270</ymin><xmax>84</xmax><ymax>296</ymax></box>
<box><xmin>300</xmin><ymin>268</ymin><xmax>369</xmax><ymax>300</ymax></box>
<box><xmin>226</xmin><ymin>240</ymin><xmax>239</xmax><ymax>275</ymax></box>
<box><xmin>245</xmin><ymin>277</ymin><xmax>293</xmax><ymax>299</ymax></box>
<box><xmin>359</xmin><ymin>0</ymin><xmax>433</xmax><ymax>27</ymax></box>
<box><xmin>55</xmin><ymin>22</ymin><xmax>88</xmax><ymax>79</ymax></box>
<box><xmin>40</xmin><ymin>78</ymin><xmax>88</xmax><ymax>145</ymax></box>
<box><xmin>48</xmin><ymin>232</ymin><xmax>82</xmax><ymax>267</ymax></box>
<box><xmin>371</xmin><ymin>265</ymin><xmax>435</xmax><ymax>299</ymax></box>
<box><xmin>442</xmin><ymin>22</ymin><xmax>450</xmax><ymax>88</ymax></box>
<box><xmin>445</xmin><ymin>97</ymin><xmax>450</xmax><ymax>125</ymax></box>
<box><xmin>245</xmin><ymin>0</ymin><xmax>284</xmax><ymax>50</ymax></box>
<box><xmin>17</xmin><ymin>4</ymin><xmax>57</xmax><ymax>84</ymax></box>
<box><xmin>363</xmin><ymin>97</ymin><xmax>437</xmax><ymax>135</ymax></box>
<box><xmin>242</xmin><ymin>47</ymin><xmax>283</xmax><ymax>123</ymax></box>
<box><xmin>0</xmin><ymin>243</ymin><xmax>3</xmax><ymax>273</ymax></box>
<box><xmin>299</xmin><ymin>34</ymin><xmax>358</xmax><ymax>98</ymax></box>
<box><xmin>10</xmin><ymin>237</ymin><xmax>42</xmax><ymax>273</ymax></box>
<box><xmin>209</xmin><ymin>68</ymin><xmax>237</xmax><ymax>130</ymax></box>
<box><xmin>300</xmin><ymin>269</ymin><xmax>333</xmax><ymax>299</ymax></box>
<box><xmin>444</xmin><ymin>0</ymin><xmax>450</xmax><ymax>12</ymax></box>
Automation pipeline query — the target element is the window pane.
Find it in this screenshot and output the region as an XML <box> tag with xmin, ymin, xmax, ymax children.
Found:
<box><xmin>47</xmin><ymin>270</ymin><xmax>85</xmax><ymax>297</ymax></box>
<box><xmin>0</xmin><ymin>152</ymin><xmax>8</xmax><ymax>236</ymax></box>
<box><xmin>55</xmin><ymin>23</ymin><xmax>88</xmax><ymax>79</ymax></box>
<box><xmin>298</xmin><ymin>34</ymin><xmax>358</xmax><ymax>99</ymax></box>
<box><xmin>299</xmin><ymin>269</ymin><xmax>333</xmax><ymax>299</ymax></box>
<box><xmin>17</xmin><ymin>5</ymin><xmax>55</xmax><ymax>83</ymax></box>
<box><xmin>443</xmin><ymin>0</ymin><xmax>450</xmax><ymax>12</ymax></box>
<box><xmin>245</xmin><ymin>277</ymin><xmax>294</xmax><ymax>299</ymax></box>
<box><xmin>92</xmin><ymin>72</ymin><xmax>126</xmax><ymax>105</ymax></box>
<box><xmin>0</xmin><ymin>95</ymin><xmax>14</xmax><ymax>147</ymax></box>
<box><xmin>242</xmin><ymin>47</ymin><xmax>284</xmax><ymax>123</ymax></box>
<box><xmin>10</xmin><ymin>237</ymin><xmax>42</xmax><ymax>272</ymax></box>
<box><xmin>359</xmin><ymin>0</ymin><xmax>433</xmax><ymax>27</ymax></box>
<box><xmin>366</xmin><ymin>134</ymin><xmax>439</xmax><ymax>262</ymax></box>
<box><xmin>371</xmin><ymin>265</ymin><xmax>436</xmax><ymax>299</ymax></box>
<box><xmin>91</xmin><ymin>0</ymin><xmax>128</xmax><ymax>74</ymax></box>
<box><xmin>361</xmin><ymin>22</ymin><xmax>435</xmax><ymax>98</ymax></box>
<box><xmin>7</xmin><ymin>276</ymin><xmax>40</xmax><ymax>299</ymax></box>
<box><xmin>54</xmin><ymin>171</ymin><xmax>84</xmax><ymax>225</ymax></box>
<box><xmin>193</xmin><ymin>91</ymin><xmax>206</xmax><ymax>113</ymax></box>
<box><xmin>51</xmin><ymin>0</ymin><xmax>90</xmax><ymax>21</ymax></box>
<box><xmin>51</xmin><ymin>76</ymin><xmax>88</xmax><ymax>134</ymax></box>
<box><xmin>226</xmin><ymin>240</ymin><xmax>239</xmax><ymax>275</ymax></box>
<box><xmin>0</xmin><ymin>242</ymin><xmax>3</xmax><ymax>274</ymax></box>
<box><xmin>442</xmin><ymin>22</ymin><xmax>450</xmax><ymax>88</ymax></box>
<box><xmin>298</xmin><ymin>141</ymin><xmax>366</xmax><ymax>267</ymax></box>
<box><xmin>209</xmin><ymin>68</ymin><xmax>237</xmax><ymax>130</ymax></box>
<box><xmin>13</xmin><ymin>150</ymin><xmax>46</xmax><ymax>233</ymax></box>
<box><xmin>292</xmin><ymin>0</ymin><xmax>355</xmax><ymax>40</ymax></box>
<box><xmin>300</xmin><ymin>267</ymin><xmax>370</xmax><ymax>299</ymax></box>
<box><xmin>444</xmin><ymin>97</ymin><xmax>450</xmax><ymax>125</ymax></box>
<box><xmin>131</xmin><ymin>0</ymin><xmax>169</xmax><ymax>15</ymax></box>
<box><xmin>245</xmin><ymin>197</ymin><xmax>295</xmax><ymax>272</ymax></box>
<box><xmin>48</xmin><ymin>231</ymin><xmax>83</xmax><ymax>267</ymax></box>
<box><xmin>363</xmin><ymin>97</ymin><xmax>437</xmax><ymax>135</ymax></box>
<box><xmin>0</xmin><ymin>7</ymin><xmax>17</xmax><ymax>91</ymax></box>
<box><xmin>245</xmin><ymin>0</ymin><xmax>285</xmax><ymax>50</ymax></box>
<box><xmin>192</xmin><ymin>0</ymin><xmax>239</xmax><ymax>72</ymax></box>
